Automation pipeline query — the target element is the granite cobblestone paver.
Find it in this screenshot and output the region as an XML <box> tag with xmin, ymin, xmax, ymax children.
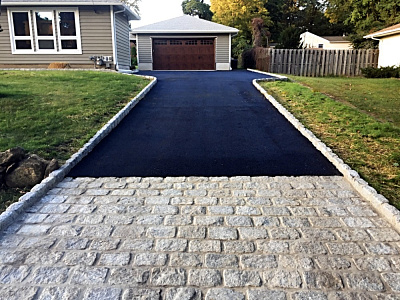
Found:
<box><xmin>0</xmin><ymin>176</ymin><xmax>400</xmax><ymax>299</ymax></box>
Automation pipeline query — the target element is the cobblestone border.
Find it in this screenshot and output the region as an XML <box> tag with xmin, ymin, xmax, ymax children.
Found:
<box><xmin>0</xmin><ymin>74</ymin><xmax>157</xmax><ymax>230</ymax></box>
<box><xmin>249</xmin><ymin>68</ymin><xmax>400</xmax><ymax>232</ymax></box>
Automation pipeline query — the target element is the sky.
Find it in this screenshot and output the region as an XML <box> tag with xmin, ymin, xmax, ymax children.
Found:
<box><xmin>131</xmin><ymin>0</ymin><xmax>211</xmax><ymax>28</ymax></box>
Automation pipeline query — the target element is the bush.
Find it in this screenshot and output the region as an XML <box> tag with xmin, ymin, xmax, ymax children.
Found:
<box><xmin>361</xmin><ymin>66</ymin><xmax>400</xmax><ymax>78</ymax></box>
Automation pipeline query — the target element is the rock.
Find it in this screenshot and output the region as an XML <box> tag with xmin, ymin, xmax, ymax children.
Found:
<box><xmin>44</xmin><ymin>159</ymin><xmax>59</xmax><ymax>177</ymax></box>
<box><xmin>0</xmin><ymin>147</ymin><xmax>26</xmax><ymax>172</ymax></box>
<box><xmin>5</xmin><ymin>155</ymin><xmax>48</xmax><ymax>188</ymax></box>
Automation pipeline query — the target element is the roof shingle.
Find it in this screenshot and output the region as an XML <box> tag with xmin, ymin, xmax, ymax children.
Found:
<box><xmin>131</xmin><ymin>15</ymin><xmax>239</xmax><ymax>34</ymax></box>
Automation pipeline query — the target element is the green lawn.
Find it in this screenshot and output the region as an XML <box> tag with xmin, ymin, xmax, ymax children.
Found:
<box><xmin>288</xmin><ymin>76</ymin><xmax>400</xmax><ymax>127</ymax></box>
<box><xmin>261</xmin><ymin>77</ymin><xmax>400</xmax><ymax>208</ymax></box>
<box><xmin>0</xmin><ymin>70</ymin><xmax>150</xmax><ymax>210</ymax></box>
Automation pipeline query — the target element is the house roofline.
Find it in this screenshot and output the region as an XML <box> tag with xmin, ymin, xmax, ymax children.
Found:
<box><xmin>364</xmin><ymin>27</ymin><xmax>400</xmax><ymax>39</ymax></box>
<box><xmin>2</xmin><ymin>1</ymin><xmax>140</xmax><ymax>20</ymax></box>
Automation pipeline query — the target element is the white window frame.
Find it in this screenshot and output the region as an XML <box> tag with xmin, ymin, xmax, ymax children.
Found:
<box><xmin>7</xmin><ymin>7</ymin><xmax>82</xmax><ymax>55</ymax></box>
<box><xmin>33</xmin><ymin>9</ymin><xmax>57</xmax><ymax>54</ymax></box>
<box><xmin>56</xmin><ymin>8</ymin><xmax>82</xmax><ymax>54</ymax></box>
<box><xmin>7</xmin><ymin>9</ymin><xmax>34</xmax><ymax>54</ymax></box>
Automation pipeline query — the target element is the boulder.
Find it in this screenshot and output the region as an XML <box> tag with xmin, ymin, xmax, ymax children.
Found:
<box><xmin>5</xmin><ymin>154</ymin><xmax>48</xmax><ymax>188</ymax></box>
<box><xmin>44</xmin><ymin>158</ymin><xmax>59</xmax><ymax>177</ymax></box>
<box><xmin>0</xmin><ymin>147</ymin><xmax>26</xmax><ymax>172</ymax></box>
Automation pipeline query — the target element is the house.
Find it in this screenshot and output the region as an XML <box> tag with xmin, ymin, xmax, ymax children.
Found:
<box><xmin>0</xmin><ymin>0</ymin><xmax>139</xmax><ymax>70</ymax></box>
<box><xmin>364</xmin><ymin>23</ymin><xmax>400</xmax><ymax>67</ymax></box>
<box><xmin>300</xmin><ymin>32</ymin><xmax>352</xmax><ymax>50</ymax></box>
<box><xmin>131</xmin><ymin>15</ymin><xmax>239</xmax><ymax>71</ymax></box>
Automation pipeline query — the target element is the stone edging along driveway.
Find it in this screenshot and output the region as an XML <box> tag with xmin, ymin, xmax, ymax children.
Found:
<box><xmin>248</xmin><ymin>68</ymin><xmax>400</xmax><ymax>232</ymax></box>
<box><xmin>0</xmin><ymin>74</ymin><xmax>157</xmax><ymax>231</ymax></box>
<box><xmin>1</xmin><ymin>69</ymin><xmax>399</xmax><ymax>234</ymax></box>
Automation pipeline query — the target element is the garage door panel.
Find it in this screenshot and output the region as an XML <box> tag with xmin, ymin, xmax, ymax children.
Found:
<box><xmin>153</xmin><ymin>38</ymin><xmax>215</xmax><ymax>70</ymax></box>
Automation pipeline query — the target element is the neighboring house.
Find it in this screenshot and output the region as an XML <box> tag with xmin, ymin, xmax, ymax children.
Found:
<box><xmin>300</xmin><ymin>32</ymin><xmax>352</xmax><ymax>50</ymax></box>
<box><xmin>0</xmin><ymin>0</ymin><xmax>139</xmax><ymax>70</ymax></box>
<box><xmin>364</xmin><ymin>23</ymin><xmax>400</xmax><ymax>67</ymax></box>
<box><xmin>131</xmin><ymin>15</ymin><xmax>239</xmax><ymax>71</ymax></box>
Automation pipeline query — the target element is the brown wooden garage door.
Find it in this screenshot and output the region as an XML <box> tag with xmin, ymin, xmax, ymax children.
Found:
<box><xmin>153</xmin><ymin>38</ymin><xmax>215</xmax><ymax>70</ymax></box>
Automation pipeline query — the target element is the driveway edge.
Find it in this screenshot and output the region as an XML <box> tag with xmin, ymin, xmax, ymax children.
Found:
<box><xmin>250</xmin><ymin>69</ymin><xmax>400</xmax><ymax>232</ymax></box>
<box><xmin>0</xmin><ymin>74</ymin><xmax>157</xmax><ymax>230</ymax></box>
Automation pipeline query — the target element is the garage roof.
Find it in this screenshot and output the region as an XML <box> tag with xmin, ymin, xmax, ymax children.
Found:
<box><xmin>132</xmin><ymin>15</ymin><xmax>239</xmax><ymax>34</ymax></box>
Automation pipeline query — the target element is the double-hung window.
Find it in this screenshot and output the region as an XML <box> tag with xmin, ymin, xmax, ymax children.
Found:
<box><xmin>8</xmin><ymin>8</ymin><xmax>81</xmax><ymax>54</ymax></box>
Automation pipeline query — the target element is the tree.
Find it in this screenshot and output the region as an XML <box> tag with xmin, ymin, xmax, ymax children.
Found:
<box><xmin>210</xmin><ymin>0</ymin><xmax>271</xmax><ymax>57</ymax></box>
<box><xmin>182</xmin><ymin>0</ymin><xmax>213</xmax><ymax>21</ymax></box>
<box><xmin>251</xmin><ymin>17</ymin><xmax>271</xmax><ymax>47</ymax></box>
<box><xmin>120</xmin><ymin>0</ymin><xmax>141</xmax><ymax>13</ymax></box>
<box><xmin>325</xmin><ymin>0</ymin><xmax>400</xmax><ymax>48</ymax></box>
<box><xmin>275</xmin><ymin>26</ymin><xmax>303</xmax><ymax>48</ymax></box>
<box><xmin>266</xmin><ymin>0</ymin><xmax>342</xmax><ymax>45</ymax></box>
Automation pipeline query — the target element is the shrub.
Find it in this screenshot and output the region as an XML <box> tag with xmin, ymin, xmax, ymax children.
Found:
<box><xmin>361</xmin><ymin>66</ymin><xmax>400</xmax><ymax>78</ymax></box>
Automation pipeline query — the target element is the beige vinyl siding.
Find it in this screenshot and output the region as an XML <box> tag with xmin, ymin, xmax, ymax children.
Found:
<box><xmin>0</xmin><ymin>5</ymin><xmax>113</xmax><ymax>66</ymax></box>
<box><xmin>114</xmin><ymin>11</ymin><xmax>130</xmax><ymax>69</ymax></box>
<box><xmin>137</xmin><ymin>34</ymin><xmax>152</xmax><ymax>63</ymax></box>
<box><xmin>215</xmin><ymin>34</ymin><xmax>229</xmax><ymax>63</ymax></box>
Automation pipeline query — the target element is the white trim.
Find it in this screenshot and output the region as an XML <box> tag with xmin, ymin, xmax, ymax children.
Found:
<box><xmin>148</xmin><ymin>35</ymin><xmax>218</xmax><ymax>39</ymax></box>
<box><xmin>216</xmin><ymin>63</ymin><xmax>230</xmax><ymax>70</ymax></box>
<box><xmin>7</xmin><ymin>7</ymin><xmax>82</xmax><ymax>54</ymax></box>
<box><xmin>7</xmin><ymin>9</ymin><xmax>35</xmax><ymax>54</ymax></box>
<box><xmin>132</xmin><ymin>30</ymin><xmax>238</xmax><ymax>34</ymax></box>
<box><xmin>364</xmin><ymin>28</ymin><xmax>400</xmax><ymax>39</ymax></box>
<box><xmin>228</xmin><ymin>33</ymin><xmax>232</xmax><ymax>70</ymax></box>
<box><xmin>136</xmin><ymin>33</ymin><xmax>140</xmax><ymax>64</ymax></box>
<box><xmin>56</xmin><ymin>9</ymin><xmax>82</xmax><ymax>54</ymax></box>
<box><xmin>150</xmin><ymin>37</ymin><xmax>153</xmax><ymax>63</ymax></box>
<box><xmin>32</xmin><ymin>9</ymin><xmax>57</xmax><ymax>53</ymax></box>
<box><xmin>111</xmin><ymin>6</ymin><xmax>117</xmax><ymax>70</ymax></box>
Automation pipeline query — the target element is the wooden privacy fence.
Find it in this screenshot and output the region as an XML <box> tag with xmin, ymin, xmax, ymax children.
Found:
<box><xmin>253</xmin><ymin>48</ymin><xmax>379</xmax><ymax>77</ymax></box>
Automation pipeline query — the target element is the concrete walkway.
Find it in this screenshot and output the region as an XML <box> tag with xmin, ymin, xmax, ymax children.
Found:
<box><xmin>1</xmin><ymin>175</ymin><xmax>400</xmax><ymax>299</ymax></box>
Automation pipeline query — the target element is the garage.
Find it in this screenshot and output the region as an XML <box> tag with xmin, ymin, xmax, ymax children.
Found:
<box><xmin>153</xmin><ymin>38</ymin><xmax>215</xmax><ymax>70</ymax></box>
<box><xmin>132</xmin><ymin>15</ymin><xmax>239</xmax><ymax>71</ymax></box>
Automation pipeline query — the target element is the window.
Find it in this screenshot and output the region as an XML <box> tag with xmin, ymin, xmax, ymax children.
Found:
<box><xmin>185</xmin><ymin>40</ymin><xmax>197</xmax><ymax>45</ymax></box>
<box><xmin>318</xmin><ymin>44</ymin><xmax>323</xmax><ymax>49</ymax></box>
<box><xmin>34</xmin><ymin>11</ymin><xmax>56</xmax><ymax>51</ymax></box>
<box><xmin>154</xmin><ymin>40</ymin><xmax>167</xmax><ymax>45</ymax></box>
<box><xmin>58</xmin><ymin>11</ymin><xmax>79</xmax><ymax>51</ymax></box>
<box><xmin>11</xmin><ymin>11</ymin><xmax>33</xmax><ymax>52</ymax></box>
<box><xmin>8</xmin><ymin>8</ymin><xmax>81</xmax><ymax>54</ymax></box>
<box><xmin>169</xmin><ymin>40</ymin><xmax>182</xmax><ymax>45</ymax></box>
<box><xmin>201</xmin><ymin>40</ymin><xmax>214</xmax><ymax>45</ymax></box>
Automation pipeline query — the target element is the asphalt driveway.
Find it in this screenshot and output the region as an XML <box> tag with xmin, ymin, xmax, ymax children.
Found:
<box><xmin>69</xmin><ymin>70</ymin><xmax>340</xmax><ymax>177</ymax></box>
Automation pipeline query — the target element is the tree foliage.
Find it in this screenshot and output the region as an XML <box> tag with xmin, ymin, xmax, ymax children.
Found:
<box><xmin>325</xmin><ymin>0</ymin><xmax>400</xmax><ymax>48</ymax></box>
<box><xmin>210</xmin><ymin>0</ymin><xmax>271</xmax><ymax>57</ymax></box>
<box><xmin>182</xmin><ymin>0</ymin><xmax>213</xmax><ymax>21</ymax></box>
<box><xmin>326</xmin><ymin>0</ymin><xmax>400</xmax><ymax>34</ymax></box>
<box><xmin>120</xmin><ymin>0</ymin><xmax>141</xmax><ymax>13</ymax></box>
<box><xmin>210</xmin><ymin>0</ymin><xmax>270</xmax><ymax>39</ymax></box>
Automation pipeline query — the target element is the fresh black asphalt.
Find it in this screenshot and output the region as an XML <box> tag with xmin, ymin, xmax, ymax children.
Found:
<box><xmin>69</xmin><ymin>70</ymin><xmax>340</xmax><ymax>177</ymax></box>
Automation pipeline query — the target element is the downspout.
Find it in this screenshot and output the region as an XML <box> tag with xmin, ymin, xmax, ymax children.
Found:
<box><xmin>111</xmin><ymin>6</ymin><xmax>126</xmax><ymax>70</ymax></box>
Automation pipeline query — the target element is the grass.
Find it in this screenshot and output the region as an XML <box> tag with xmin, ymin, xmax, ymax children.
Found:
<box><xmin>260</xmin><ymin>77</ymin><xmax>400</xmax><ymax>208</ymax></box>
<box><xmin>287</xmin><ymin>76</ymin><xmax>400</xmax><ymax>127</ymax></box>
<box><xmin>0</xmin><ymin>70</ymin><xmax>150</xmax><ymax>211</ymax></box>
